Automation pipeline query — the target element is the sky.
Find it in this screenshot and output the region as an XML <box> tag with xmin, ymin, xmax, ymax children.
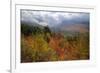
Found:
<box><xmin>21</xmin><ymin>10</ymin><xmax>89</xmax><ymax>32</ymax></box>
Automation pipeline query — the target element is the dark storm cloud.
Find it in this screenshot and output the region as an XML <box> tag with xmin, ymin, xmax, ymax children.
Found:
<box><xmin>21</xmin><ymin>10</ymin><xmax>89</xmax><ymax>27</ymax></box>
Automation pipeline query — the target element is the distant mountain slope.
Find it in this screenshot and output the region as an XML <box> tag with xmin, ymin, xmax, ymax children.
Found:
<box><xmin>60</xmin><ymin>24</ymin><xmax>89</xmax><ymax>33</ymax></box>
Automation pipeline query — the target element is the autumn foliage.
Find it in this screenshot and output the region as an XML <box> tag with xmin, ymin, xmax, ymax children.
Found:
<box><xmin>21</xmin><ymin>24</ymin><xmax>89</xmax><ymax>63</ymax></box>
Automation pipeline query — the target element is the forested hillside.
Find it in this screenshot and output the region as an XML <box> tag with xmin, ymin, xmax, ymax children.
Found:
<box><xmin>21</xmin><ymin>23</ymin><xmax>89</xmax><ymax>63</ymax></box>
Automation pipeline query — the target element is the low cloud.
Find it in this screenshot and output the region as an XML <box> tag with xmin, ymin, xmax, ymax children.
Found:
<box><xmin>21</xmin><ymin>10</ymin><xmax>89</xmax><ymax>28</ymax></box>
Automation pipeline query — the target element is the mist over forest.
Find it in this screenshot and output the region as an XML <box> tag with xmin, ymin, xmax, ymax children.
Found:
<box><xmin>21</xmin><ymin>10</ymin><xmax>89</xmax><ymax>63</ymax></box>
